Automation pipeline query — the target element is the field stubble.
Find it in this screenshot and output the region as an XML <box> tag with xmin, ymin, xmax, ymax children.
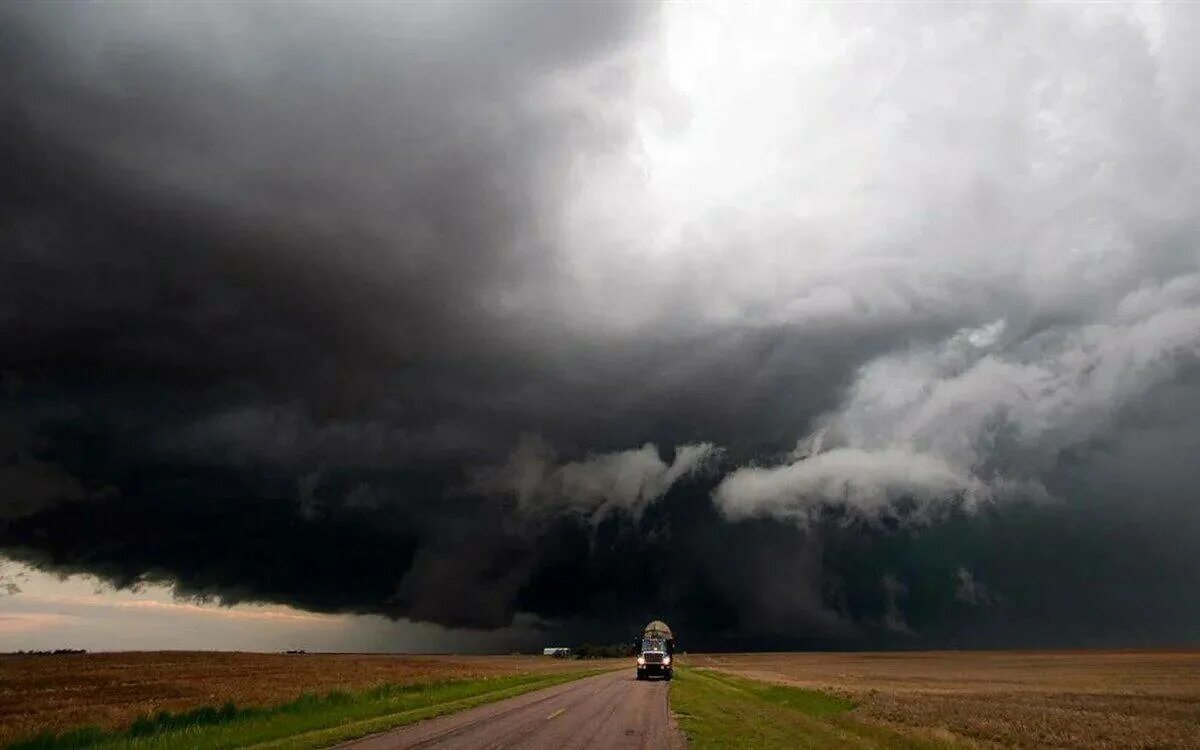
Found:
<box><xmin>0</xmin><ymin>651</ymin><xmax>604</xmax><ymax>746</ymax></box>
<box><xmin>688</xmin><ymin>650</ymin><xmax>1200</xmax><ymax>748</ymax></box>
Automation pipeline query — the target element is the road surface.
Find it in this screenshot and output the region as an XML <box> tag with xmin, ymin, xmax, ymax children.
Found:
<box><xmin>338</xmin><ymin>669</ymin><xmax>686</xmax><ymax>749</ymax></box>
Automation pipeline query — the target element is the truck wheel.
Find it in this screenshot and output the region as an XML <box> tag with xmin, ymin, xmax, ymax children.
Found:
<box><xmin>636</xmin><ymin>671</ymin><xmax>644</xmax><ymax>681</ymax></box>
<box><xmin>665</xmin><ymin>669</ymin><xmax>673</xmax><ymax>681</ymax></box>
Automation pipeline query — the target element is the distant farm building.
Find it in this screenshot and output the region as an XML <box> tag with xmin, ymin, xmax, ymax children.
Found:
<box><xmin>543</xmin><ymin>647</ymin><xmax>572</xmax><ymax>657</ymax></box>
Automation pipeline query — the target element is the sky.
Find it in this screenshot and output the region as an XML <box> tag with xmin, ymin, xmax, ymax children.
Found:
<box><xmin>2</xmin><ymin>1</ymin><xmax>1200</xmax><ymax>652</ymax></box>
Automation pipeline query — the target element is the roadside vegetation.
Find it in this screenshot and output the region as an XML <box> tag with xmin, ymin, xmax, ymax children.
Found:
<box><xmin>9</xmin><ymin>670</ymin><xmax>610</xmax><ymax>750</ymax></box>
<box><xmin>670</xmin><ymin>668</ymin><xmax>957</xmax><ymax>749</ymax></box>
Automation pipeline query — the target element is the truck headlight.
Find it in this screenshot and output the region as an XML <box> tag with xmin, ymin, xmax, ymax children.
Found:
<box><xmin>637</xmin><ymin>656</ymin><xmax>646</xmax><ymax>665</ymax></box>
<box><xmin>662</xmin><ymin>656</ymin><xmax>671</xmax><ymax>665</ymax></box>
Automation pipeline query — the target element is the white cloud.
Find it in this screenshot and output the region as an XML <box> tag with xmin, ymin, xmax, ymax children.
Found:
<box><xmin>954</xmin><ymin>567</ymin><xmax>994</xmax><ymax>607</ymax></box>
<box><xmin>715</xmin><ymin>281</ymin><xmax>1200</xmax><ymax>519</ymax></box>
<box><xmin>716</xmin><ymin>447</ymin><xmax>982</xmax><ymax>521</ymax></box>
<box><xmin>475</xmin><ymin>436</ymin><xmax>720</xmax><ymax>522</ymax></box>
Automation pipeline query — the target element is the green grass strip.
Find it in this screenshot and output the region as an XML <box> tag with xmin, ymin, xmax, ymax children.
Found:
<box><xmin>10</xmin><ymin>668</ymin><xmax>614</xmax><ymax>750</ymax></box>
<box><xmin>670</xmin><ymin>668</ymin><xmax>959</xmax><ymax>749</ymax></box>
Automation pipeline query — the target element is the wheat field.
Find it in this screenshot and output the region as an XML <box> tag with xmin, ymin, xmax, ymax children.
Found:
<box><xmin>689</xmin><ymin>650</ymin><xmax>1200</xmax><ymax>748</ymax></box>
<box><xmin>0</xmin><ymin>651</ymin><xmax>602</xmax><ymax>746</ymax></box>
<box><xmin>9</xmin><ymin>649</ymin><xmax>1199</xmax><ymax>748</ymax></box>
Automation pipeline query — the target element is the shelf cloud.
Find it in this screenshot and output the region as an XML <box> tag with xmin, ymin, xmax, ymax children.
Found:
<box><xmin>3</xmin><ymin>1</ymin><xmax>1200</xmax><ymax>649</ymax></box>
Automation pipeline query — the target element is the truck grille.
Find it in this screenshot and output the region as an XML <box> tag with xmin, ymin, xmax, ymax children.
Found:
<box><xmin>644</xmin><ymin>653</ymin><xmax>663</xmax><ymax>664</ymax></box>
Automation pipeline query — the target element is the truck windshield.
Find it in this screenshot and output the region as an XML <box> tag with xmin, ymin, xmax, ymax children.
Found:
<box><xmin>642</xmin><ymin>638</ymin><xmax>665</xmax><ymax>652</ymax></box>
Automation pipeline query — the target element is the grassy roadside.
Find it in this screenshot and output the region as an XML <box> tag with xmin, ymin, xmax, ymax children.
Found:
<box><xmin>670</xmin><ymin>668</ymin><xmax>960</xmax><ymax>749</ymax></box>
<box><xmin>9</xmin><ymin>668</ymin><xmax>613</xmax><ymax>750</ymax></box>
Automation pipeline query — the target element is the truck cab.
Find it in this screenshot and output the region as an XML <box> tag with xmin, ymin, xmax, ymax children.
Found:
<box><xmin>636</xmin><ymin>620</ymin><xmax>674</xmax><ymax>681</ymax></box>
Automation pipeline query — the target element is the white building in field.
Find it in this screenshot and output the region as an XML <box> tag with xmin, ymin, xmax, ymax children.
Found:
<box><xmin>542</xmin><ymin>646</ymin><xmax>571</xmax><ymax>657</ymax></box>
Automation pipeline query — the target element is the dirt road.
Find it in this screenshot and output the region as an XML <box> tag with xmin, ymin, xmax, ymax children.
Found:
<box><xmin>338</xmin><ymin>670</ymin><xmax>686</xmax><ymax>750</ymax></box>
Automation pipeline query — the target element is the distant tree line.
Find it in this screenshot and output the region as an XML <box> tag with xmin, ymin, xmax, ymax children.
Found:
<box><xmin>573</xmin><ymin>643</ymin><xmax>636</xmax><ymax>659</ymax></box>
<box><xmin>9</xmin><ymin>649</ymin><xmax>88</xmax><ymax>655</ymax></box>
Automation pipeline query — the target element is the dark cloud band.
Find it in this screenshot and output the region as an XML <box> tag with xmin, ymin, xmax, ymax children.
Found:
<box><xmin>3</xmin><ymin>2</ymin><xmax>1200</xmax><ymax>649</ymax></box>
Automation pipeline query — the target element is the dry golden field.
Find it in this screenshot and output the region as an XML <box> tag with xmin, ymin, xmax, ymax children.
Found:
<box><xmin>0</xmin><ymin>651</ymin><xmax>608</xmax><ymax>746</ymax></box>
<box><xmin>688</xmin><ymin>650</ymin><xmax>1200</xmax><ymax>748</ymax></box>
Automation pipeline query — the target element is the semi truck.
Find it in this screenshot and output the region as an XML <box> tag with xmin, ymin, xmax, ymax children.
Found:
<box><xmin>635</xmin><ymin>619</ymin><xmax>674</xmax><ymax>681</ymax></box>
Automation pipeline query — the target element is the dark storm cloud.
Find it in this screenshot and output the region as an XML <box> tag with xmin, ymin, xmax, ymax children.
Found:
<box><xmin>0</xmin><ymin>2</ymin><xmax>635</xmax><ymax>411</ymax></box>
<box><xmin>4</xmin><ymin>2</ymin><xmax>1200</xmax><ymax>650</ymax></box>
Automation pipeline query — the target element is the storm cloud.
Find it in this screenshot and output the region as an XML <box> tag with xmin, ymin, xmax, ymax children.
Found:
<box><xmin>3</xmin><ymin>2</ymin><xmax>1200</xmax><ymax>649</ymax></box>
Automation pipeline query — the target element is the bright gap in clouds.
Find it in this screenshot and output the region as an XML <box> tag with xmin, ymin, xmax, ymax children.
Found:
<box><xmin>556</xmin><ymin>1</ymin><xmax>1182</xmax><ymax>334</ymax></box>
<box><xmin>0</xmin><ymin>560</ymin><xmax>541</xmax><ymax>653</ymax></box>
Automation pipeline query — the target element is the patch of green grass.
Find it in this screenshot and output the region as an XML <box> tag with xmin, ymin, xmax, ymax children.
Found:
<box><xmin>9</xmin><ymin>669</ymin><xmax>611</xmax><ymax>750</ymax></box>
<box><xmin>670</xmin><ymin>668</ymin><xmax>959</xmax><ymax>749</ymax></box>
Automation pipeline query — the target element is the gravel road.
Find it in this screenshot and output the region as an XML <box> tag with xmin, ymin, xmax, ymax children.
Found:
<box><xmin>337</xmin><ymin>669</ymin><xmax>686</xmax><ymax>749</ymax></box>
